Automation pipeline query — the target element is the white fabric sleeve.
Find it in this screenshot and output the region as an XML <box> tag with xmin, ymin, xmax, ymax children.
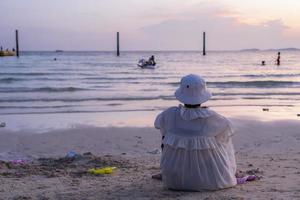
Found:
<box><xmin>154</xmin><ymin>113</ymin><xmax>163</xmax><ymax>129</ymax></box>
<box><xmin>215</xmin><ymin>121</ymin><xmax>234</xmax><ymax>144</ymax></box>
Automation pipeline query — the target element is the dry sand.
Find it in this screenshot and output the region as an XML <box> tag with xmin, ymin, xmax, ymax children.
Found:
<box><xmin>0</xmin><ymin>118</ymin><xmax>300</xmax><ymax>200</ymax></box>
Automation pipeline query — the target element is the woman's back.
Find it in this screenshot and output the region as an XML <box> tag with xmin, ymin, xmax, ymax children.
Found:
<box><xmin>155</xmin><ymin>105</ymin><xmax>237</xmax><ymax>191</ymax></box>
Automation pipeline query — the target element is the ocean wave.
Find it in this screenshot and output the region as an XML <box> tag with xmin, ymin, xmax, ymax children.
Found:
<box><xmin>0</xmin><ymin>72</ymin><xmax>66</xmax><ymax>76</ymax></box>
<box><xmin>0</xmin><ymin>95</ymin><xmax>173</xmax><ymax>103</ymax></box>
<box><xmin>210</xmin><ymin>104</ymin><xmax>294</xmax><ymax>107</ymax></box>
<box><xmin>0</xmin><ymin>108</ymin><xmax>157</xmax><ymax>115</ymax></box>
<box><xmin>82</xmin><ymin>76</ymin><xmax>167</xmax><ymax>81</ymax></box>
<box><xmin>240</xmin><ymin>97</ymin><xmax>300</xmax><ymax>100</ymax></box>
<box><xmin>0</xmin><ymin>77</ymin><xmax>69</xmax><ymax>83</ymax></box>
<box><xmin>0</xmin><ymin>87</ymin><xmax>90</xmax><ymax>93</ymax></box>
<box><xmin>1</xmin><ymin>92</ymin><xmax>299</xmax><ymax>103</ymax></box>
<box><xmin>208</xmin><ymin>80</ymin><xmax>300</xmax><ymax>88</ymax></box>
<box><xmin>208</xmin><ymin>73</ymin><xmax>300</xmax><ymax>79</ymax></box>
<box><xmin>0</xmin><ymin>105</ymin><xmax>76</xmax><ymax>109</ymax></box>
<box><xmin>0</xmin><ymin>78</ymin><xmax>24</xmax><ymax>83</ymax></box>
<box><xmin>0</xmin><ymin>103</ymin><xmax>295</xmax><ymax>115</ymax></box>
<box><xmin>213</xmin><ymin>92</ymin><xmax>300</xmax><ymax>96</ymax></box>
<box><xmin>241</xmin><ymin>73</ymin><xmax>300</xmax><ymax>78</ymax></box>
<box><xmin>167</xmin><ymin>80</ymin><xmax>300</xmax><ymax>88</ymax></box>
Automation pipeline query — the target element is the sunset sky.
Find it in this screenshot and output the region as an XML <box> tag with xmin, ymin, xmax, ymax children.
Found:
<box><xmin>1</xmin><ymin>0</ymin><xmax>300</xmax><ymax>50</ymax></box>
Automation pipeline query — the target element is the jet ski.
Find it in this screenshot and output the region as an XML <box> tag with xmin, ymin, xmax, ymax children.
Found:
<box><xmin>137</xmin><ymin>59</ymin><xmax>156</xmax><ymax>69</ymax></box>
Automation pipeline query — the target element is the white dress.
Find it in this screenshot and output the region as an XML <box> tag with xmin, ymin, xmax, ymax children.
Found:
<box><xmin>154</xmin><ymin>105</ymin><xmax>237</xmax><ymax>191</ymax></box>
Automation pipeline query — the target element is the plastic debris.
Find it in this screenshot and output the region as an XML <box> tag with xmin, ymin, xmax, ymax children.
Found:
<box><xmin>65</xmin><ymin>151</ymin><xmax>78</xmax><ymax>158</ymax></box>
<box><xmin>88</xmin><ymin>167</ymin><xmax>116</xmax><ymax>175</ymax></box>
<box><xmin>11</xmin><ymin>159</ymin><xmax>27</xmax><ymax>165</ymax></box>
<box><xmin>147</xmin><ymin>149</ymin><xmax>161</xmax><ymax>154</ymax></box>
<box><xmin>237</xmin><ymin>175</ymin><xmax>257</xmax><ymax>184</ymax></box>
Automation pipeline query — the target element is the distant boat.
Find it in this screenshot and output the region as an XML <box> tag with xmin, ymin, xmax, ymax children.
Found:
<box><xmin>0</xmin><ymin>50</ymin><xmax>15</xmax><ymax>57</ymax></box>
<box><xmin>55</xmin><ymin>50</ymin><xmax>64</xmax><ymax>53</ymax></box>
<box><xmin>137</xmin><ymin>59</ymin><xmax>156</xmax><ymax>69</ymax></box>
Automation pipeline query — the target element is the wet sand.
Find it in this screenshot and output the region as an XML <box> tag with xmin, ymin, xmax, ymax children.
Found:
<box><xmin>0</xmin><ymin>118</ymin><xmax>300</xmax><ymax>199</ymax></box>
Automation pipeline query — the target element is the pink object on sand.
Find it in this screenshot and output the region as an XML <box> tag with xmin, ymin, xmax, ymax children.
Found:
<box><xmin>11</xmin><ymin>159</ymin><xmax>26</xmax><ymax>165</ymax></box>
<box><xmin>246</xmin><ymin>175</ymin><xmax>256</xmax><ymax>181</ymax></box>
<box><xmin>237</xmin><ymin>175</ymin><xmax>256</xmax><ymax>184</ymax></box>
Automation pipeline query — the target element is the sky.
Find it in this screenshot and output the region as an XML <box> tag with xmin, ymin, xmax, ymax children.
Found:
<box><xmin>1</xmin><ymin>0</ymin><xmax>300</xmax><ymax>51</ymax></box>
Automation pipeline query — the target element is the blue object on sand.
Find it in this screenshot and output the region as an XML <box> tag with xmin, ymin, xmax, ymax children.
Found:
<box><xmin>65</xmin><ymin>151</ymin><xmax>77</xmax><ymax>158</ymax></box>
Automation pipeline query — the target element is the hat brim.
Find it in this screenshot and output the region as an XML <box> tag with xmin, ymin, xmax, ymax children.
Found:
<box><xmin>175</xmin><ymin>88</ymin><xmax>212</xmax><ymax>105</ymax></box>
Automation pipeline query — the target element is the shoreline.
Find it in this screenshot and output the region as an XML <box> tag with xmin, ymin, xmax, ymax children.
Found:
<box><xmin>0</xmin><ymin>117</ymin><xmax>299</xmax><ymax>159</ymax></box>
<box><xmin>1</xmin><ymin>105</ymin><xmax>299</xmax><ymax>133</ymax></box>
<box><xmin>0</xmin><ymin>117</ymin><xmax>300</xmax><ymax>199</ymax></box>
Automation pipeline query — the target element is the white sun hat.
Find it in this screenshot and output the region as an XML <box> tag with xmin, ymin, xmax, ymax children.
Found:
<box><xmin>175</xmin><ymin>74</ymin><xmax>212</xmax><ymax>105</ymax></box>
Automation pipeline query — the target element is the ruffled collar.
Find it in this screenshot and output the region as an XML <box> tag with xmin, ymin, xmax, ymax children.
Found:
<box><xmin>179</xmin><ymin>104</ymin><xmax>215</xmax><ymax>121</ymax></box>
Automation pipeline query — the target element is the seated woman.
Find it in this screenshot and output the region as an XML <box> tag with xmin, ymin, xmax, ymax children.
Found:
<box><xmin>154</xmin><ymin>74</ymin><xmax>237</xmax><ymax>191</ymax></box>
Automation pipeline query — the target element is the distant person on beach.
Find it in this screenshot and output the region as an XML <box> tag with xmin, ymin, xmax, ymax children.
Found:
<box><xmin>0</xmin><ymin>46</ymin><xmax>3</xmax><ymax>51</ymax></box>
<box><xmin>261</xmin><ymin>61</ymin><xmax>266</xmax><ymax>66</ymax></box>
<box><xmin>12</xmin><ymin>48</ymin><xmax>15</xmax><ymax>52</ymax></box>
<box><xmin>147</xmin><ymin>55</ymin><xmax>156</xmax><ymax>65</ymax></box>
<box><xmin>276</xmin><ymin>52</ymin><xmax>281</xmax><ymax>65</ymax></box>
<box><xmin>154</xmin><ymin>74</ymin><xmax>237</xmax><ymax>191</ymax></box>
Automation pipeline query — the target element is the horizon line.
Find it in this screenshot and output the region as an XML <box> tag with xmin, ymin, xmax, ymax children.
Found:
<box><xmin>19</xmin><ymin>48</ymin><xmax>300</xmax><ymax>52</ymax></box>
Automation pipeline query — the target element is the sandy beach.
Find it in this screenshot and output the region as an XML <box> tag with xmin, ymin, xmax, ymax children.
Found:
<box><xmin>0</xmin><ymin>117</ymin><xmax>300</xmax><ymax>200</ymax></box>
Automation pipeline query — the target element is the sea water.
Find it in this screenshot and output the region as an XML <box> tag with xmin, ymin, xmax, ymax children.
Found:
<box><xmin>0</xmin><ymin>51</ymin><xmax>300</xmax><ymax>131</ymax></box>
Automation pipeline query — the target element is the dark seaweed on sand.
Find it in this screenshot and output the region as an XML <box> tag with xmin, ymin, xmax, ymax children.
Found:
<box><xmin>0</xmin><ymin>152</ymin><xmax>133</xmax><ymax>178</ymax></box>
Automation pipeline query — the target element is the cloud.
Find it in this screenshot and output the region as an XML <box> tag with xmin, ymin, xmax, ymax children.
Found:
<box><xmin>139</xmin><ymin>4</ymin><xmax>296</xmax><ymax>50</ymax></box>
<box><xmin>1</xmin><ymin>0</ymin><xmax>299</xmax><ymax>50</ymax></box>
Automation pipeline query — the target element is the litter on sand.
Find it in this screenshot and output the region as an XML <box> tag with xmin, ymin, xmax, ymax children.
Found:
<box><xmin>147</xmin><ymin>149</ymin><xmax>161</xmax><ymax>154</ymax></box>
<box><xmin>11</xmin><ymin>159</ymin><xmax>27</xmax><ymax>165</ymax></box>
<box><xmin>88</xmin><ymin>167</ymin><xmax>117</xmax><ymax>175</ymax></box>
<box><xmin>65</xmin><ymin>151</ymin><xmax>78</xmax><ymax>158</ymax></box>
<box><xmin>236</xmin><ymin>175</ymin><xmax>257</xmax><ymax>184</ymax></box>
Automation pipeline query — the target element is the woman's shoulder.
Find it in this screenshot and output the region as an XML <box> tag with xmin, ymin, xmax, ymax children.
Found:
<box><xmin>154</xmin><ymin>106</ymin><xmax>179</xmax><ymax>129</ymax></box>
<box><xmin>208</xmin><ymin>111</ymin><xmax>230</xmax><ymax>122</ymax></box>
<box><xmin>159</xmin><ymin>106</ymin><xmax>179</xmax><ymax>116</ymax></box>
<box><xmin>203</xmin><ymin>111</ymin><xmax>233</xmax><ymax>136</ymax></box>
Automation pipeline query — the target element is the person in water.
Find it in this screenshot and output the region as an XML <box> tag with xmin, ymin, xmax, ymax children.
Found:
<box><xmin>147</xmin><ymin>55</ymin><xmax>156</xmax><ymax>65</ymax></box>
<box><xmin>276</xmin><ymin>52</ymin><xmax>281</xmax><ymax>65</ymax></box>
<box><xmin>154</xmin><ymin>74</ymin><xmax>237</xmax><ymax>191</ymax></box>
